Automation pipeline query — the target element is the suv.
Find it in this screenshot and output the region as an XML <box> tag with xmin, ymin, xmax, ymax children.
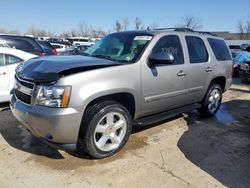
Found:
<box><xmin>10</xmin><ymin>29</ymin><xmax>232</xmax><ymax>158</ymax></box>
<box><xmin>0</xmin><ymin>34</ymin><xmax>47</xmax><ymax>56</ymax></box>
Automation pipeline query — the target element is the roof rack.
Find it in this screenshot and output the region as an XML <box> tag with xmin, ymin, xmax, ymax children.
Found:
<box><xmin>152</xmin><ymin>27</ymin><xmax>217</xmax><ymax>36</ymax></box>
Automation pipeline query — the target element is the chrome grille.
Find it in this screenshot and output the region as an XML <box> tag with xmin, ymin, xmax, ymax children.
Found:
<box><xmin>14</xmin><ymin>76</ymin><xmax>35</xmax><ymax>105</ymax></box>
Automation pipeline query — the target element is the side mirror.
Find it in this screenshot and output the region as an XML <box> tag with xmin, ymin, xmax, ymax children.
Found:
<box><xmin>149</xmin><ymin>52</ymin><xmax>174</xmax><ymax>66</ymax></box>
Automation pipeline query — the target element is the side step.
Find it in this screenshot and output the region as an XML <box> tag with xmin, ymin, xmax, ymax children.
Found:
<box><xmin>133</xmin><ymin>103</ymin><xmax>201</xmax><ymax>126</ymax></box>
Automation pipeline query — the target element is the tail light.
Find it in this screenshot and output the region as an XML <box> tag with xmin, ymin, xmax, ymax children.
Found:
<box><xmin>52</xmin><ymin>49</ymin><xmax>58</xmax><ymax>55</ymax></box>
<box><xmin>37</xmin><ymin>51</ymin><xmax>45</xmax><ymax>56</ymax></box>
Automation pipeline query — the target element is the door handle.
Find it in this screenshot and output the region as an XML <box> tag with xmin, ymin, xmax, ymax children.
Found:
<box><xmin>177</xmin><ymin>70</ymin><xmax>186</xmax><ymax>77</ymax></box>
<box><xmin>205</xmin><ymin>67</ymin><xmax>213</xmax><ymax>72</ymax></box>
<box><xmin>0</xmin><ymin>72</ymin><xmax>6</xmax><ymax>75</ymax></box>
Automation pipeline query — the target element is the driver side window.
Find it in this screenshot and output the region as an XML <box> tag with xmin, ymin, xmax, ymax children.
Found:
<box><xmin>152</xmin><ymin>35</ymin><xmax>184</xmax><ymax>65</ymax></box>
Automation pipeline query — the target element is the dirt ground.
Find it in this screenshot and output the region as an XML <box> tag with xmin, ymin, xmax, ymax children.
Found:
<box><xmin>0</xmin><ymin>79</ymin><xmax>249</xmax><ymax>188</ymax></box>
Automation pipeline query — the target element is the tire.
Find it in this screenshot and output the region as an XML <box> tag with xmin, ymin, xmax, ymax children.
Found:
<box><xmin>77</xmin><ymin>101</ymin><xmax>132</xmax><ymax>159</ymax></box>
<box><xmin>198</xmin><ymin>83</ymin><xmax>222</xmax><ymax>117</ymax></box>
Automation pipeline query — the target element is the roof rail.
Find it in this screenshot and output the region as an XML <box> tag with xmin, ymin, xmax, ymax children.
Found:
<box><xmin>152</xmin><ymin>27</ymin><xmax>217</xmax><ymax>36</ymax></box>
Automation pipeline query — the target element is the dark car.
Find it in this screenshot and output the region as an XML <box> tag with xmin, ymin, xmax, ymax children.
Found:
<box><xmin>0</xmin><ymin>34</ymin><xmax>46</xmax><ymax>56</ymax></box>
<box><xmin>47</xmin><ymin>38</ymin><xmax>71</xmax><ymax>46</ymax></box>
<box><xmin>59</xmin><ymin>45</ymin><xmax>89</xmax><ymax>55</ymax></box>
<box><xmin>37</xmin><ymin>40</ymin><xmax>58</xmax><ymax>56</ymax></box>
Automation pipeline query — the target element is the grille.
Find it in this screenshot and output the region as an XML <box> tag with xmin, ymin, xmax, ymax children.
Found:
<box><xmin>15</xmin><ymin>75</ymin><xmax>34</xmax><ymax>89</ymax></box>
<box><xmin>14</xmin><ymin>76</ymin><xmax>35</xmax><ymax>105</ymax></box>
<box><xmin>15</xmin><ymin>89</ymin><xmax>32</xmax><ymax>104</ymax></box>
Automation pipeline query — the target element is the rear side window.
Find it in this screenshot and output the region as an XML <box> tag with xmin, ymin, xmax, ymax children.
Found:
<box><xmin>4</xmin><ymin>38</ymin><xmax>34</xmax><ymax>50</ymax></box>
<box><xmin>5</xmin><ymin>54</ymin><xmax>23</xmax><ymax>65</ymax></box>
<box><xmin>186</xmin><ymin>36</ymin><xmax>208</xmax><ymax>63</ymax></box>
<box><xmin>37</xmin><ymin>40</ymin><xmax>53</xmax><ymax>50</ymax></box>
<box><xmin>152</xmin><ymin>35</ymin><xmax>184</xmax><ymax>65</ymax></box>
<box><xmin>208</xmin><ymin>38</ymin><xmax>231</xmax><ymax>61</ymax></box>
<box><xmin>4</xmin><ymin>37</ymin><xmax>41</xmax><ymax>50</ymax></box>
<box><xmin>0</xmin><ymin>54</ymin><xmax>4</xmax><ymax>66</ymax></box>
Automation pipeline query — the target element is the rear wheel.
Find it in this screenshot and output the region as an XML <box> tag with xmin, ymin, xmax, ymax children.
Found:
<box><xmin>198</xmin><ymin>83</ymin><xmax>222</xmax><ymax>117</ymax></box>
<box><xmin>77</xmin><ymin>101</ymin><xmax>132</xmax><ymax>159</ymax></box>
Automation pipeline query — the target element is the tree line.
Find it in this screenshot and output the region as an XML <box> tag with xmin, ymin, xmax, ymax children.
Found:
<box><xmin>0</xmin><ymin>15</ymin><xmax>249</xmax><ymax>39</ymax></box>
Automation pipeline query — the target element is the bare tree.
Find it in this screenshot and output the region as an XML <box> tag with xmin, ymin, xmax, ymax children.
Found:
<box><xmin>78</xmin><ymin>22</ymin><xmax>89</xmax><ymax>36</ymax></box>
<box><xmin>246</xmin><ymin>20</ymin><xmax>250</xmax><ymax>39</ymax></box>
<box><xmin>149</xmin><ymin>22</ymin><xmax>159</xmax><ymax>30</ymax></box>
<box><xmin>177</xmin><ymin>16</ymin><xmax>202</xmax><ymax>30</ymax></box>
<box><xmin>115</xmin><ymin>20</ymin><xmax>123</xmax><ymax>32</ymax></box>
<box><xmin>123</xmin><ymin>18</ymin><xmax>129</xmax><ymax>31</ymax></box>
<box><xmin>135</xmin><ymin>17</ymin><xmax>144</xmax><ymax>30</ymax></box>
<box><xmin>238</xmin><ymin>21</ymin><xmax>245</xmax><ymax>39</ymax></box>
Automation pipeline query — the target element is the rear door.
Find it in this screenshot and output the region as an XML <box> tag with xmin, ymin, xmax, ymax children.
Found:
<box><xmin>184</xmin><ymin>36</ymin><xmax>212</xmax><ymax>102</ymax></box>
<box><xmin>141</xmin><ymin>35</ymin><xmax>190</xmax><ymax>116</ymax></box>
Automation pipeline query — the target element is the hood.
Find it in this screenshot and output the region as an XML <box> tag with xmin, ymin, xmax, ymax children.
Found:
<box><xmin>17</xmin><ymin>56</ymin><xmax>122</xmax><ymax>83</ymax></box>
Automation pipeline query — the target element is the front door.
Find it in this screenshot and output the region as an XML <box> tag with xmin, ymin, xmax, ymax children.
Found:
<box><xmin>141</xmin><ymin>35</ymin><xmax>190</xmax><ymax>116</ymax></box>
<box><xmin>0</xmin><ymin>53</ymin><xmax>10</xmax><ymax>100</ymax></box>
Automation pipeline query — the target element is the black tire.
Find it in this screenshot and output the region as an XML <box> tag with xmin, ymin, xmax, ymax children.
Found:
<box><xmin>77</xmin><ymin>101</ymin><xmax>132</xmax><ymax>159</ymax></box>
<box><xmin>198</xmin><ymin>83</ymin><xmax>222</xmax><ymax>117</ymax></box>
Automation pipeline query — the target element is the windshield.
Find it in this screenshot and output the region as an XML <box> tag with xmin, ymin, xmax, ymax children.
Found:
<box><xmin>84</xmin><ymin>33</ymin><xmax>153</xmax><ymax>63</ymax></box>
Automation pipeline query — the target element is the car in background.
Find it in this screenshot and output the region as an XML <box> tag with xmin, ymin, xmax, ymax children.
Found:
<box><xmin>229</xmin><ymin>45</ymin><xmax>241</xmax><ymax>58</ymax></box>
<box><xmin>241</xmin><ymin>43</ymin><xmax>250</xmax><ymax>50</ymax></box>
<box><xmin>59</xmin><ymin>44</ymin><xmax>89</xmax><ymax>55</ymax></box>
<box><xmin>51</xmin><ymin>43</ymin><xmax>67</xmax><ymax>53</ymax></box>
<box><xmin>47</xmin><ymin>38</ymin><xmax>71</xmax><ymax>46</ymax></box>
<box><xmin>0</xmin><ymin>34</ymin><xmax>48</xmax><ymax>56</ymax></box>
<box><xmin>0</xmin><ymin>48</ymin><xmax>37</xmax><ymax>102</ymax></box>
<box><xmin>37</xmin><ymin>40</ymin><xmax>58</xmax><ymax>55</ymax></box>
<box><xmin>67</xmin><ymin>37</ymin><xmax>94</xmax><ymax>46</ymax></box>
<box><xmin>239</xmin><ymin>60</ymin><xmax>250</xmax><ymax>82</ymax></box>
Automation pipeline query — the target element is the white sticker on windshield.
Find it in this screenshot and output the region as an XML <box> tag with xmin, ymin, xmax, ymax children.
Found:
<box><xmin>134</xmin><ymin>36</ymin><xmax>152</xmax><ymax>41</ymax></box>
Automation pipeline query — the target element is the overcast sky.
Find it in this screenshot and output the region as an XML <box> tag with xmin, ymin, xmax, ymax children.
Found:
<box><xmin>0</xmin><ymin>0</ymin><xmax>249</xmax><ymax>34</ymax></box>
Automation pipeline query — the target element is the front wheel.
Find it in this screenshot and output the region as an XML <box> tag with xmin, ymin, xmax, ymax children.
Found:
<box><xmin>198</xmin><ymin>84</ymin><xmax>222</xmax><ymax>117</ymax></box>
<box><xmin>77</xmin><ymin>101</ymin><xmax>132</xmax><ymax>159</ymax></box>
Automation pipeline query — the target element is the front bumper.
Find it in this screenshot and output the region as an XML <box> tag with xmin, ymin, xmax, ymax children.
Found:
<box><xmin>10</xmin><ymin>95</ymin><xmax>82</xmax><ymax>144</ymax></box>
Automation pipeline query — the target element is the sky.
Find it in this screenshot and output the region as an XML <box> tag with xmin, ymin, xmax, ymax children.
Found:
<box><xmin>0</xmin><ymin>0</ymin><xmax>249</xmax><ymax>34</ymax></box>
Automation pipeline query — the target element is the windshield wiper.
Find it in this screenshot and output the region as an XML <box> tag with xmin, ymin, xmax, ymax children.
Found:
<box><xmin>91</xmin><ymin>54</ymin><xmax>114</xmax><ymax>61</ymax></box>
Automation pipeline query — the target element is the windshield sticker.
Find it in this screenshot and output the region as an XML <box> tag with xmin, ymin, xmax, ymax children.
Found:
<box><xmin>134</xmin><ymin>36</ymin><xmax>152</xmax><ymax>41</ymax></box>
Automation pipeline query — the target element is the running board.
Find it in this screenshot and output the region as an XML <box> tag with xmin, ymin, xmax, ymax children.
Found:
<box><xmin>133</xmin><ymin>103</ymin><xmax>201</xmax><ymax>126</ymax></box>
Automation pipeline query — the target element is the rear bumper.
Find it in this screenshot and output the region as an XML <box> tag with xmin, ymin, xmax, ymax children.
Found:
<box><xmin>10</xmin><ymin>95</ymin><xmax>82</xmax><ymax>144</ymax></box>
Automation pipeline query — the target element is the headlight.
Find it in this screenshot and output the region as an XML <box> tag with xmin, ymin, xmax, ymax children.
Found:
<box><xmin>36</xmin><ymin>85</ymin><xmax>71</xmax><ymax>108</ymax></box>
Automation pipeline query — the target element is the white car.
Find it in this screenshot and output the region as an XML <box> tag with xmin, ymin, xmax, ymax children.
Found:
<box><xmin>51</xmin><ymin>43</ymin><xmax>67</xmax><ymax>53</ymax></box>
<box><xmin>0</xmin><ymin>48</ymin><xmax>37</xmax><ymax>102</ymax></box>
<box><xmin>67</xmin><ymin>37</ymin><xmax>94</xmax><ymax>46</ymax></box>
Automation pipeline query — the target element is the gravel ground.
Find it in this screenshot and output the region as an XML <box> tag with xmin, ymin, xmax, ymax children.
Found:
<box><xmin>0</xmin><ymin>79</ymin><xmax>249</xmax><ymax>188</ymax></box>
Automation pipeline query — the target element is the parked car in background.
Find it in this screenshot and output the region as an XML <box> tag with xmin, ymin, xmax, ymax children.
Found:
<box><xmin>51</xmin><ymin>43</ymin><xmax>67</xmax><ymax>53</ymax></box>
<box><xmin>0</xmin><ymin>34</ymin><xmax>48</xmax><ymax>56</ymax></box>
<box><xmin>0</xmin><ymin>48</ymin><xmax>37</xmax><ymax>102</ymax></box>
<box><xmin>59</xmin><ymin>44</ymin><xmax>89</xmax><ymax>55</ymax></box>
<box><xmin>67</xmin><ymin>37</ymin><xmax>94</xmax><ymax>46</ymax></box>
<box><xmin>229</xmin><ymin>45</ymin><xmax>241</xmax><ymax>58</ymax></box>
<box><xmin>11</xmin><ymin>29</ymin><xmax>232</xmax><ymax>159</ymax></box>
<box><xmin>47</xmin><ymin>38</ymin><xmax>71</xmax><ymax>46</ymax></box>
<box><xmin>37</xmin><ymin>40</ymin><xmax>58</xmax><ymax>55</ymax></box>
<box><xmin>234</xmin><ymin>51</ymin><xmax>250</xmax><ymax>77</ymax></box>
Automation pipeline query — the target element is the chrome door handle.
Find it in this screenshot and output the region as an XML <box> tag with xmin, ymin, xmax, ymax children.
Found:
<box><xmin>0</xmin><ymin>72</ymin><xmax>6</xmax><ymax>75</ymax></box>
<box><xmin>177</xmin><ymin>70</ymin><xmax>186</xmax><ymax>77</ymax></box>
<box><xmin>205</xmin><ymin>67</ymin><xmax>213</xmax><ymax>72</ymax></box>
